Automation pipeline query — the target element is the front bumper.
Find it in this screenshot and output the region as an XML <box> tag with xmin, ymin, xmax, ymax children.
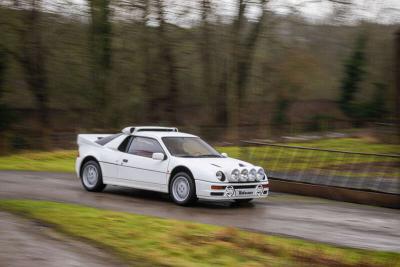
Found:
<box><xmin>195</xmin><ymin>180</ymin><xmax>269</xmax><ymax>200</ymax></box>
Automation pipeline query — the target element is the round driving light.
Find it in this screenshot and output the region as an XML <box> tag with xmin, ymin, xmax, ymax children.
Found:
<box><xmin>225</xmin><ymin>185</ymin><xmax>235</xmax><ymax>197</ymax></box>
<box><xmin>216</xmin><ymin>171</ymin><xmax>225</xmax><ymax>181</ymax></box>
<box><xmin>256</xmin><ymin>184</ymin><xmax>264</xmax><ymax>196</ymax></box>
<box><xmin>240</xmin><ymin>169</ymin><xmax>249</xmax><ymax>182</ymax></box>
<box><xmin>256</xmin><ymin>168</ymin><xmax>265</xmax><ymax>181</ymax></box>
<box><xmin>230</xmin><ymin>169</ymin><xmax>240</xmax><ymax>182</ymax></box>
<box><xmin>248</xmin><ymin>168</ymin><xmax>257</xmax><ymax>181</ymax></box>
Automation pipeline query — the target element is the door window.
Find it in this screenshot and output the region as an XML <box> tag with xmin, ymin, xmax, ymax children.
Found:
<box><xmin>127</xmin><ymin>137</ymin><xmax>164</xmax><ymax>158</ymax></box>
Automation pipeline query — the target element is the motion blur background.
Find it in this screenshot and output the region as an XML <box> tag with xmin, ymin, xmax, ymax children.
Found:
<box><xmin>1</xmin><ymin>2</ymin><xmax>400</xmax><ymax>263</ymax></box>
<box><xmin>0</xmin><ymin>0</ymin><xmax>399</xmax><ymax>151</ymax></box>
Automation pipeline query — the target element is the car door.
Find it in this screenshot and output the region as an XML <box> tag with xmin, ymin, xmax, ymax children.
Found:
<box><xmin>118</xmin><ymin>136</ymin><xmax>169</xmax><ymax>191</ymax></box>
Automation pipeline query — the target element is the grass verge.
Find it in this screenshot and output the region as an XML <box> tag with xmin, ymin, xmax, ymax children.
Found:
<box><xmin>0</xmin><ymin>150</ymin><xmax>75</xmax><ymax>172</ymax></box>
<box><xmin>221</xmin><ymin>138</ymin><xmax>400</xmax><ymax>179</ymax></box>
<box><xmin>0</xmin><ymin>200</ymin><xmax>399</xmax><ymax>267</ymax></box>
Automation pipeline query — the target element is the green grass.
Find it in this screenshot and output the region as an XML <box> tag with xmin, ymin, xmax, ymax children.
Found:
<box><xmin>0</xmin><ymin>138</ymin><xmax>398</xmax><ymax>179</ymax></box>
<box><xmin>0</xmin><ymin>150</ymin><xmax>75</xmax><ymax>172</ymax></box>
<box><xmin>1</xmin><ymin>200</ymin><xmax>398</xmax><ymax>267</ymax></box>
<box><xmin>221</xmin><ymin>138</ymin><xmax>400</xmax><ymax>179</ymax></box>
<box><xmin>221</xmin><ymin>138</ymin><xmax>400</xmax><ymax>156</ymax></box>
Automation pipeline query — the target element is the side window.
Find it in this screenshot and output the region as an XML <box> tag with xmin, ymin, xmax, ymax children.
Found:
<box><xmin>127</xmin><ymin>137</ymin><xmax>164</xmax><ymax>158</ymax></box>
<box><xmin>118</xmin><ymin>136</ymin><xmax>132</xmax><ymax>152</ymax></box>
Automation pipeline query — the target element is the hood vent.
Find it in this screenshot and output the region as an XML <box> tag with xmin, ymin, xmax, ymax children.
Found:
<box><xmin>210</xmin><ymin>163</ymin><xmax>221</xmax><ymax>168</ymax></box>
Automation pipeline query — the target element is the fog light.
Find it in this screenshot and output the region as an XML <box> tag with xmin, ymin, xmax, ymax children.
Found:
<box><xmin>248</xmin><ymin>168</ymin><xmax>257</xmax><ymax>181</ymax></box>
<box><xmin>225</xmin><ymin>186</ymin><xmax>235</xmax><ymax>197</ymax></box>
<box><xmin>240</xmin><ymin>169</ymin><xmax>249</xmax><ymax>182</ymax></box>
<box><xmin>230</xmin><ymin>169</ymin><xmax>240</xmax><ymax>182</ymax></box>
<box><xmin>256</xmin><ymin>168</ymin><xmax>265</xmax><ymax>181</ymax></box>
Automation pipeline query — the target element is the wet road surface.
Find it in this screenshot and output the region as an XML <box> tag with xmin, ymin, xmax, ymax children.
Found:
<box><xmin>0</xmin><ymin>170</ymin><xmax>399</xmax><ymax>252</ymax></box>
<box><xmin>0</xmin><ymin>211</ymin><xmax>127</xmax><ymax>267</ymax></box>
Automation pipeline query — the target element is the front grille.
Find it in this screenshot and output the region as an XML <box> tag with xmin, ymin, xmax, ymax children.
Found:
<box><xmin>233</xmin><ymin>185</ymin><xmax>257</xmax><ymax>189</ymax></box>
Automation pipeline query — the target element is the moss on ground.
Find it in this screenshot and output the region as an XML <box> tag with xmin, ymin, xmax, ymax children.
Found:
<box><xmin>0</xmin><ymin>200</ymin><xmax>398</xmax><ymax>267</ymax></box>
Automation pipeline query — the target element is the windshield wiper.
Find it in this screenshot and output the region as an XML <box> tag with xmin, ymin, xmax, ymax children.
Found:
<box><xmin>175</xmin><ymin>154</ymin><xmax>221</xmax><ymax>158</ymax></box>
<box><xmin>196</xmin><ymin>154</ymin><xmax>221</xmax><ymax>158</ymax></box>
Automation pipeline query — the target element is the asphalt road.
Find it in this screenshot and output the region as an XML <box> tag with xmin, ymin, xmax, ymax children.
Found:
<box><xmin>0</xmin><ymin>211</ymin><xmax>126</xmax><ymax>267</ymax></box>
<box><xmin>0</xmin><ymin>171</ymin><xmax>399</xmax><ymax>252</ymax></box>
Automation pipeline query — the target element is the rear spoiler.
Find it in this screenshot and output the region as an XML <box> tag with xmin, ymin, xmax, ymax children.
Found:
<box><xmin>122</xmin><ymin>126</ymin><xmax>178</xmax><ymax>135</ymax></box>
<box><xmin>77</xmin><ymin>134</ymin><xmax>111</xmax><ymax>147</ymax></box>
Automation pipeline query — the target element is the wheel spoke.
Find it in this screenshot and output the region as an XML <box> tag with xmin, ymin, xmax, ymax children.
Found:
<box><xmin>173</xmin><ymin>176</ymin><xmax>190</xmax><ymax>202</ymax></box>
<box><xmin>83</xmin><ymin>164</ymin><xmax>98</xmax><ymax>188</ymax></box>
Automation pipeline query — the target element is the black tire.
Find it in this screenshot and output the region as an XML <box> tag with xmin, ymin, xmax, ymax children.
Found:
<box><xmin>80</xmin><ymin>160</ymin><xmax>106</xmax><ymax>192</ymax></box>
<box><xmin>234</xmin><ymin>199</ymin><xmax>253</xmax><ymax>204</ymax></box>
<box><xmin>169</xmin><ymin>172</ymin><xmax>197</xmax><ymax>206</ymax></box>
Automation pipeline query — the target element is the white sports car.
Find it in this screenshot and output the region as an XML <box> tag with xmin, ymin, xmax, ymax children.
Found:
<box><xmin>76</xmin><ymin>126</ymin><xmax>269</xmax><ymax>205</ymax></box>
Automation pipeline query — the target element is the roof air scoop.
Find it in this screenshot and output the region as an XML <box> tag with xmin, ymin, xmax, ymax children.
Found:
<box><xmin>122</xmin><ymin>126</ymin><xmax>135</xmax><ymax>134</ymax></box>
<box><xmin>122</xmin><ymin>126</ymin><xmax>178</xmax><ymax>135</ymax></box>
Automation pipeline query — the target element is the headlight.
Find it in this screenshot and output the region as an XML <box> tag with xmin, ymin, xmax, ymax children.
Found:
<box><xmin>230</xmin><ymin>169</ymin><xmax>240</xmax><ymax>182</ymax></box>
<box><xmin>240</xmin><ymin>169</ymin><xmax>249</xmax><ymax>182</ymax></box>
<box><xmin>248</xmin><ymin>168</ymin><xmax>257</xmax><ymax>181</ymax></box>
<box><xmin>256</xmin><ymin>168</ymin><xmax>265</xmax><ymax>181</ymax></box>
<box><xmin>216</xmin><ymin>171</ymin><xmax>225</xmax><ymax>181</ymax></box>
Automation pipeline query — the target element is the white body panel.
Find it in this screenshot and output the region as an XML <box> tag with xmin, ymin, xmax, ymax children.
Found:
<box><xmin>117</xmin><ymin>152</ymin><xmax>169</xmax><ymax>191</ymax></box>
<box><xmin>76</xmin><ymin>128</ymin><xmax>269</xmax><ymax>201</ymax></box>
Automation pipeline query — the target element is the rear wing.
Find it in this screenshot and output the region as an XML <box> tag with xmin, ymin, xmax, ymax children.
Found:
<box><xmin>77</xmin><ymin>134</ymin><xmax>111</xmax><ymax>147</ymax></box>
<box><xmin>122</xmin><ymin>126</ymin><xmax>178</xmax><ymax>135</ymax></box>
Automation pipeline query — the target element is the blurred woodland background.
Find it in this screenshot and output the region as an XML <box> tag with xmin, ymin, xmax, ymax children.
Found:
<box><xmin>0</xmin><ymin>0</ymin><xmax>399</xmax><ymax>151</ymax></box>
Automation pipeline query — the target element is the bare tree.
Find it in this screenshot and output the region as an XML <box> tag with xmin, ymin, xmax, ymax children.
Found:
<box><xmin>199</xmin><ymin>0</ymin><xmax>215</xmax><ymax>120</ymax></box>
<box><xmin>12</xmin><ymin>0</ymin><xmax>50</xmax><ymax>148</ymax></box>
<box><xmin>228</xmin><ymin>0</ymin><xmax>268</xmax><ymax>135</ymax></box>
<box><xmin>88</xmin><ymin>0</ymin><xmax>112</xmax><ymax>127</ymax></box>
<box><xmin>139</xmin><ymin>0</ymin><xmax>157</xmax><ymax>122</ymax></box>
<box><xmin>155</xmin><ymin>0</ymin><xmax>179</xmax><ymax>124</ymax></box>
<box><xmin>396</xmin><ymin>29</ymin><xmax>400</xmax><ymax>141</ymax></box>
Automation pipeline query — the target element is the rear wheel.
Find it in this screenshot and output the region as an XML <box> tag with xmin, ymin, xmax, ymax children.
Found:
<box><xmin>169</xmin><ymin>172</ymin><xmax>197</xmax><ymax>206</ymax></box>
<box><xmin>81</xmin><ymin>160</ymin><xmax>106</xmax><ymax>192</ymax></box>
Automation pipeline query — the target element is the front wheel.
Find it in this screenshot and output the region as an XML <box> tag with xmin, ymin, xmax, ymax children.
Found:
<box><xmin>169</xmin><ymin>172</ymin><xmax>197</xmax><ymax>206</ymax></box>
<box><xmin>81</xmin><ymin>160</ymin><xmax>106</xmax><ymax>192</ymax></box>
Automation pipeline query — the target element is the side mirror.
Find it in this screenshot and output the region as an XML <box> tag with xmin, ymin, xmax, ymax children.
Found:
<box><xmin>221</xmin><ymin>152</ymin><xmax>228</xmax><ymax>157</ymax></box>
<box><xmin>152</xmin><ymin>152</ymin><xmax>165</xmax><ymax>161</ymax></box>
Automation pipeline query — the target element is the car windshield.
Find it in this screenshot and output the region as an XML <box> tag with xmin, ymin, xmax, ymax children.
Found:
<box><xmin>162</xmin><ymin>137</ymin><xmax>221</xmax><ymax>158</ymax></box>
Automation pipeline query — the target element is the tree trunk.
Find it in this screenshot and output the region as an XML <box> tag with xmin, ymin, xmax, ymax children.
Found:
<box><xmin>228</xmin><ymin>0</ymin><xmax>267</xmax><ymax>140</ymax></box>
<box><xmin>17</xmin><ymin>0</ymin><xmax>50</xmax><ymax>149</ymax></box>
<box><xmin>396</xmin><ymin>29</ymin><xmax>400</xmax><ymax>143</ymax></box>
<box><xmin>216</xmin><ymin>60</ymin><xmax>228</xmax><ymax>126</ymax></box>
<box><xmin>88</xmin><ymin>0</ymin><xmax>112</xmax><ymax>127</ymax></box>
<box><xmin>139</xmin><ymin>0</ymin><xmax>157</xmax><ymax>123</ymax></box>
<box><xmin>156</xmin><ymin>0</ymin><xmax>179</xmax><ymax>124</ymax></box>
<box><xmin>227</xmin><ymin>0</ymin><xmax>246</xmax><ymax>138</ymax></box>
<box><xmin>200</xmin><ymin>0</ymin><xmax>215</xmax><ymax>120</ymax></box>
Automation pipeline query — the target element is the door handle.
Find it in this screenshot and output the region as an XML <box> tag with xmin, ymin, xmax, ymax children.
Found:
<box><xmin>122</xmin><ymin>159</ymin><xmax>128</xmax><ymax>163</ymax></box>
